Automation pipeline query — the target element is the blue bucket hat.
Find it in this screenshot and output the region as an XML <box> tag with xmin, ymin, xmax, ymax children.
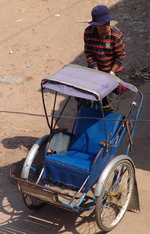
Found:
<box><xmin>89</xmin><ymin>5</ymin><xmax>115</xmax><ymax>26</ymax></box>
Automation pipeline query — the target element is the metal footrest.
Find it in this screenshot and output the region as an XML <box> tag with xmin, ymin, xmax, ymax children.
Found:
<box><xmin>11</xmin><ymin>175</ymin><xmax>83</xmax><ymax>207</ymax></box>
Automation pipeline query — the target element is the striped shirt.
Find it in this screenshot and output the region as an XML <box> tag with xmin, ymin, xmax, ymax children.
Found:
<box><xmin>84</xmin><ymin>25</ymin><xmax>126</xmax><ymax>72</ymax></box>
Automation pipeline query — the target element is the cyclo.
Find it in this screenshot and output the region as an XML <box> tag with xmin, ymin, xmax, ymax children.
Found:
<box><xmin>12</xmin><ymin>64</ymin><xmax>143</xmax><ymax>232</ymax></box>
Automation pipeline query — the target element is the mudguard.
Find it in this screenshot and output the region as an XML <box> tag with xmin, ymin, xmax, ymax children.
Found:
<box><xmin>21</xmin><ymin>135</ymin><xmax>49</xmax><ymax>179</ymax></box>
<box><xmin>94</xmin><ymin>155</ymin><xmax>140</xmax><ymax>211</ymax></box>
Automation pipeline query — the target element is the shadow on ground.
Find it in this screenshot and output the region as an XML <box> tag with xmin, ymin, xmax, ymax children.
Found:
<box><xmin>0</xmin><ymin>163</ymin><xmax>102</xmax><ymax>234</ymax></box>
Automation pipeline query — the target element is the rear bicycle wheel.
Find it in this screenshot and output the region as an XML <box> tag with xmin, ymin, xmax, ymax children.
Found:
<box><xmin>95</xmin><ymin>157</ymin><xmax>134</xmax><ymax>232</ymax></box>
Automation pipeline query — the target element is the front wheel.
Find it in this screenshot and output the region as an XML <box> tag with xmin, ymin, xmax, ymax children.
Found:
<box><xmin>95</xmin><ymin>156</ymin><xmax>135</xmax><ymax>232</ymax></box>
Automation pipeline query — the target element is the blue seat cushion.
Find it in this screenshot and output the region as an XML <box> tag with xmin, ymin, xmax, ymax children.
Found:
<box><xmin>44</xmin><ymin>151</ymin><xmax>94</xmax><ymax>173</ymax></box>
<box><xmin>43</xmin><ymin>151</ymin><xmax>95</xmax><ymax>188</ymax></box>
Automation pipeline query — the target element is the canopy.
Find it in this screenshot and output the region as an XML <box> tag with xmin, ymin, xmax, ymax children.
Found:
<box><xmin>42</xmin><ymin>64</ymin><xmax>138</xmax><ymax>101</ymax></box>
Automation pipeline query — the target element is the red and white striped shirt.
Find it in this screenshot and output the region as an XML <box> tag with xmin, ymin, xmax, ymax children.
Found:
<box><xmin>84</xmin><ymin>25</ymin><xmax>126</xmax><ymax>72</ymax></box>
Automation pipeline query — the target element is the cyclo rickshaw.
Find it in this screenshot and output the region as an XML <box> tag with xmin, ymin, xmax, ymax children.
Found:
<box><xmin>12</xmin><ymin>64</ymin><xmax>143</xmax><ymax>232</ymax></box>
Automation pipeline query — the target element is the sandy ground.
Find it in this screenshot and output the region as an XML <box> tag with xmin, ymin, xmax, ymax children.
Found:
<box><xmin>0</xmin><ymin>0</ymin><xmax>150</xmax><ymax>233</ymax></box>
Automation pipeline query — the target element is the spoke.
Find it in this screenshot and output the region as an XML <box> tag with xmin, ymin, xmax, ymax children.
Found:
<box><xmin>96</xmin><ymin>160</ymin><xmax>134</xmax><ymax>231</ymax></box>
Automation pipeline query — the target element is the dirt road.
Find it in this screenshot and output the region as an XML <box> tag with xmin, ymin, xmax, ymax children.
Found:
<box><xmin>0</xmin><ymin>0</ymin><xmax>150</xmax><ymax>233</ymax></box>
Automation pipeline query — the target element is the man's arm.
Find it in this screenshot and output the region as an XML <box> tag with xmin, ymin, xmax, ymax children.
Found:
<box><xmin>111</xmin><ymin>32</ymin><xmax>126</xmax><ymax>72</ymax></box>
<box><xmin>110</xmin><ymin>64</ymin><xmax>120</xmax><ymax>73</ymax></box>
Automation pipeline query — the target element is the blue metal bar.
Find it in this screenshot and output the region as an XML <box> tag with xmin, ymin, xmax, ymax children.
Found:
<box><xmin>115</xmin><ymin>124</ymin><xmax>127</xmax><ymax>148</ymax></box>
<box><xmin>74</xmin><ymin>194</ymin><xmax>86</xmax><ymax>207</ymax></box>
<box><xmin>126</xmin><ymin>91</ymin><xmax>143</xmax><ymax>155</ymax></box>
<box><xmin>84</xmin><ymin>195</ymin><xmax>96</xmax><ymax>201</ymax></box>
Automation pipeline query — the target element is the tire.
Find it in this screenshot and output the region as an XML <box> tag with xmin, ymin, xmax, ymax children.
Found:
<box><xmin>95</xmin><ymin>157</ymin><xmax>135</xmax><ymax>232</ymax></box>
<box><xmin>22</xmin><ymin>193</ymin><xmax>44</xmax><ymax>210</ymax></box>
<box><xmin>21</xmin><ymin>135</ymin><xmax>49</xmax><ymax>210</ymax></box>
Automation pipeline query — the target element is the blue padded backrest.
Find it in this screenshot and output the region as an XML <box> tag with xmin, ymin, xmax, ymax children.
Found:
<box><xmin>69</xmin><ymin>106</ymin><xmax>122</xmax><ymax>155</ymax></box>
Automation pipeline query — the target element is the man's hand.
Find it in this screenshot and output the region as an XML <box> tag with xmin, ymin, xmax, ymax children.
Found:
<box><xmin>110</xmin><ymin>64</ymin><xmax>119</xmax><ymax>73</ymax></box>
<box><xmin>109</xmin><ymin>71</ymin><xmax>116</xmax><ymax>76</ymax></box>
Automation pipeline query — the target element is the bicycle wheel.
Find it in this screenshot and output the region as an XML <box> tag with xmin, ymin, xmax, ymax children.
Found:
<box><xmin>95</xmin><ymin>157</ymin><xmax>134</xmax><ymax>232</ymax></box>
<box><xmin>22</xmin><ymin>135</ymin><xmax>49</xmax><ymax>209</ymax></box>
